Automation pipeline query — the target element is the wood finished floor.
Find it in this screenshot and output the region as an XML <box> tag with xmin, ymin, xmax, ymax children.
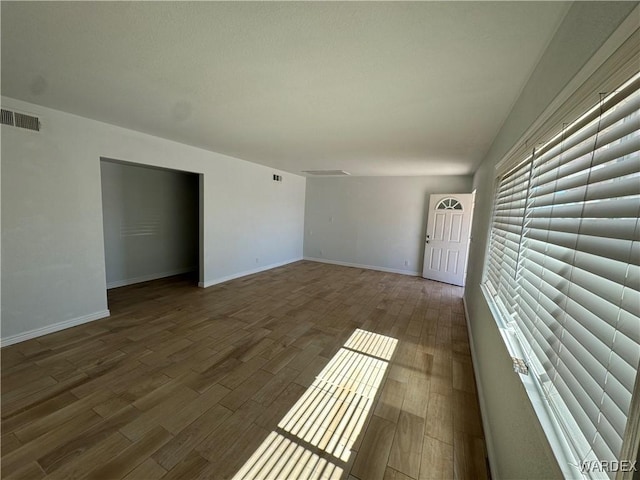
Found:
<box><xmin>1</xmin><ymin>261</ymin><xmax>489</xmax><ymax>480</ymax></box>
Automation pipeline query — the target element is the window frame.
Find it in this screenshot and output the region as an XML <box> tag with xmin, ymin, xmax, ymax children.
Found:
<box><xmin>480</xmin><ymin>17</ymin><xmax>640</xmax><ymax>480</ymax></box>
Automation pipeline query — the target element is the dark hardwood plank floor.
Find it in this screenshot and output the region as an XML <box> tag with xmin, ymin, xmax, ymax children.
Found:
<box><xmin>1</xmin><ymin>261</ymin><xmax>489</xmax><ymax>480</ymax></box>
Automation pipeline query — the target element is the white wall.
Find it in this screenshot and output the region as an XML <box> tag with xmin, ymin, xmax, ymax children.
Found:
<box><xmin>100</xmin><ymin>160</ymin><xmax>199</xmax><ymax>288</ymax></box>
<box><xmin>303</xmin><ymin>175</ymin><xmax>472</xmax><ymax>274</ymax></box>
<box><xmin>1</xmin><ymin>98</ymin><xmax>306</xmax><ymax>344</ymax></box>
<box><xmin>463</xmin><ymin>2</ymin><xmax>638</xmax><ymax>479</ymax></box>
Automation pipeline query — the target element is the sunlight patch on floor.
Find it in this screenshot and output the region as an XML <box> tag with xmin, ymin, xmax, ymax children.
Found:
<box><xmin>232</xmin><ymin>329</ymin><xmax>397</xmax><ymax>480</ymax></box>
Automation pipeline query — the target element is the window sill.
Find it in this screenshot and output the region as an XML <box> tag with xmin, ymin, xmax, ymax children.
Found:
<box><xmin>480</xmin><ymin>283</ymin><xmax>588</xmax><ymax>479</ymax></box>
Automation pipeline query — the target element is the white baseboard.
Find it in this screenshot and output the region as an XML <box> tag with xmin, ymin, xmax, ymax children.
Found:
<box><xmin>198</xmin><ymin>258</ymin><xmax>303</xmax><ymax>288</ymax></box>
<box><xmin>1</xmin><ymin>309</ymin><xmax>111</xmax><ymax>347</ymax></box>
<box><xmin>462</xmin><ymin>295</ymin><xmax>497</xmax><ymax>479</ymax></box>
<box><xmin>107</xmin><ymin>267</ymin><xmax>196</xmax><ymax>289</ymax></box>
<box><xmin>303</xmin><ymin>256</ymin><xmax>421</xmax><ymax>277</ymax></box>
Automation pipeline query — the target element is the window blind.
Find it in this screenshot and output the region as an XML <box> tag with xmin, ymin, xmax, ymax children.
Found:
<box><xmin>485</xmin><ymin>157</ymin><xmax>532</xmax><ymax>314</ymax></box>
<box><xmin>484</xmin><ymin>74</ymin><xmax>640</xmax><ymax>476</ymax></box>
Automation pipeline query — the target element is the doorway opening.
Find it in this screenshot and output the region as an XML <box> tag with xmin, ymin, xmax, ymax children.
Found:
<box><xmin>99</xmin><ymin>158</ymin><xmax>202</xmax><ymax>296</ymax></box>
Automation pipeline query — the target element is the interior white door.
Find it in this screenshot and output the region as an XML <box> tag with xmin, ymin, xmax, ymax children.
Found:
<box><xmin>422</xmin><ymin>193</ymin><xmax>473</xmax><ymax>286</ymax></box>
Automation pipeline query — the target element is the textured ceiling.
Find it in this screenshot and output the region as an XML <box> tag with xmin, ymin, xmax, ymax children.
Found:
<box><xmin>1</xmin><ymin>2</ymin><xmax>570</xmax><ymax>176</ymax></box>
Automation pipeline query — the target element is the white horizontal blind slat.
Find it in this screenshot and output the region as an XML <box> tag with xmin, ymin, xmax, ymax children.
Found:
<box><xmin>533</xmin><ymin>152</ymin><xmax>640</xmax><ymax>198</ymax></box>
<box><xmin>485</xmin><ymin>158</ymin><xmax>533</xmax><ymax>316</ymax></box>
<box><xmin>531</xmin><ymin>172</ymin><xmax>640</xmax><ymax>208</ymax></box>
<box><xmin>532</xmin><ymin>113</ymin><xmax>639</xmax><ymax>182</ymax></box>
<box><xmin>533</xmin><ymin>76</ymin><xmax>640</xmax><ymax>172</ymax></box>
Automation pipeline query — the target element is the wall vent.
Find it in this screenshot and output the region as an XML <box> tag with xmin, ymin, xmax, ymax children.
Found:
<box><xmin>1</xmin><ymin>108</ymin><xmax>40</xmax><ymax>131</ymax></box>
<box><xmin>1</xmin><ymin>109</ymin><xmax>15</xmax><ymax>126</ymax></box>
<box><xmin>302</xmin><ymin>170</ymin><xmax>351</xmax><ymax>176</ymax></box>
<box><xmin>15</xmin><ymin>112</ymin><xmax>40</xmax><ymax>131</ymax></box>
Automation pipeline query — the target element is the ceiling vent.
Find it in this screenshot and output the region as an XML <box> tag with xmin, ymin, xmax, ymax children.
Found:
<box><xmin>1</xmin><ymin>108</ymin><xmax>40</xmax><ymax>131</ymax></box>
<box><xmin>302</xmin><ymin>170</ymin><xmax>351</xmax><ymax>176</ymax></box>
